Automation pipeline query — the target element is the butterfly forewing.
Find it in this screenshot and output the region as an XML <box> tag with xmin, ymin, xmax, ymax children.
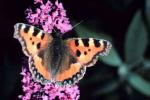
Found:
<box><xmin>66</xmin><ymin>38</ymin><xmax>112</xmax><ymax>67</ymax></box>
<box><xmin>14</xmin><ymin>23</ymin><xmax>50</xmax><ymax>56</ymax></box>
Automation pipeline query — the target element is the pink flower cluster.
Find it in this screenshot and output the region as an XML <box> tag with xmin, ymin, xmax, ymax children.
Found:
<box><xmin>20</xmin><ymin>0</ymin><xmax>80</xmax><ymax>99</ymax></box>
<box><xmin>26</xmin><ymin>0</ymin><xmax>72</xmax><ymax>33</ymax></box>
<box><xmin>19</xmin><ymin>67</ymin><xmax>80</xmax><ymax>100</ymax></box>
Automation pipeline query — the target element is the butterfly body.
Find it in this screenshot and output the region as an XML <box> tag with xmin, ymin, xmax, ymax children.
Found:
<box><xmin>41</xmin><ymin>36</ymin><xmax>76</xmax><ymax>80</ymax></box>
<box><xmin>14</xmin><ymin>23</ymin><xmax>112</xmax><ymax>85</ymax></box>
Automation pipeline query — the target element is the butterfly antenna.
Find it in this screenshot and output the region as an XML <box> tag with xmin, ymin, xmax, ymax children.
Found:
<box><xmin>52</xmin><ymin>27</ymin><xmax>61</xmax><ymax>37</ymax></box>
<box><xmin>72</xmin><ymin>19</ymin><xmax>85</xmax><ymax>29</ymax></box>
<box><xmin>53</xmin><ymin>28</ymin><xmax>57</xmax><ymax>33</ymax></box>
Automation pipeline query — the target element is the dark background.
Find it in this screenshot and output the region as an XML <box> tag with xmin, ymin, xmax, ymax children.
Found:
<box><xmin>1</xmin><ymin>0</ymin><xmax>150</xmax><ymax>100</ymax></box>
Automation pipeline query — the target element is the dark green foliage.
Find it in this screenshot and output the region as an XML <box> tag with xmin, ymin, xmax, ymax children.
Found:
<box><xmin>125</xmin><ymin>10</ymin><xmax>148</xmax><ymax>65</ymax></box>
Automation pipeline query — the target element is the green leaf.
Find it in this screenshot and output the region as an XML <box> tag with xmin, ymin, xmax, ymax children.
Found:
<box><xmin>125</xmin><ymin>10</ymin><xmax>148</xmax><ymax>65</ymax></box>
<box><xmin>143</xmin><ymin>59</ymin><xmax>150</xmax><ymax>69</ymax></box>
<box><xmin>127</xmin><ymin>73</ymin><xmax>150</xmax><ymax>96</ymax></box>
<box><xmin>118</xmin><ymin>64</ymin><xmax>129</xmax><ymax>79</ymax></box>
<box><xmin>145</xmin><ymin>0</ymin><xmax>150</xmax><ymax>28</ymax></box>
<box><xmin>100</xmin><ymin>47</ymin><xmax>122</xmax><ymax>67</ymax></box>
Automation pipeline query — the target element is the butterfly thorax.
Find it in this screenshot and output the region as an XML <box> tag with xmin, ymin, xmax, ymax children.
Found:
<box><xmin>42</xmin><ymin>36</ymin><xmax>76</xmax><ymax>80</ymax></box>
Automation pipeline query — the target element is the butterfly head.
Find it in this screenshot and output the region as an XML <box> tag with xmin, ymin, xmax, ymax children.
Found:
<box><xmin>51</xmin><ymin>28</ymin><xmax>63</xmax><ymax>39</ymax></box>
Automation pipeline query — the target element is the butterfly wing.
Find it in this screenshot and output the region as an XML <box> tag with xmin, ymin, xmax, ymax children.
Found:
<box><xmin>56</xmin><ymin>62</ymin><xmax>86</xmax><ymax>85</ymax></box>
<box><xmin>14</xmin><ymin>23</ymin><xmax>50</xmax><ymax>56</ymax></box>
<box><xmin>56</xmin><ymin>38</ymin><xmax>111</xmax><ymax>85</ymax></box>
<box><xmin>14</xmin><ymin>23</ymin><xmax>52</xmax><ymax>83</ymax></box>
<box><xmin>66</xmin><ymin>38</ymin><xmax>112</xmax><ymax>67</ymax></box>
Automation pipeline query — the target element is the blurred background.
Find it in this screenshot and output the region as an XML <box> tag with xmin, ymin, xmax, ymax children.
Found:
<box><xmin>0</xmin><ymin>0</ymin><xmax>150</xmax><ymax>100</ymax></box>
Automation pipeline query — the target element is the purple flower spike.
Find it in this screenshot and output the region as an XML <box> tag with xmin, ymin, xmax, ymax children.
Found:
<box><xmin>26</xmin><ymin>0</ymin><xmax>72</xmax><ymax>33</ymax></box>
<box><xmin>19</xmin><ymin>67</ymin><xmax>80</xmax><ymax>100</ymax></box>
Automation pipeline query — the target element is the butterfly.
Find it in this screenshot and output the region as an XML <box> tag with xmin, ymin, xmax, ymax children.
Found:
<box><xmin>14</xmin><ymin>23</ymin><xmax>112</xmax><ymax>85</ymax></box>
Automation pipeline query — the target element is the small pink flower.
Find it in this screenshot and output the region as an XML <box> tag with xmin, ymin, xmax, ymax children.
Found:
<box><xmin>34</xmin><ymin>0</ymin><xmax>43</xmax><ymax>4</ymax></box>
<box><xmin>42</xmin><ymin>95</ymin><xmax>49</xmax><ymax>100</ymax></box>
<box><xmin>26</xmin><ymin>0</ymin><xmax>72</xmax><ymax>33</ymax></box>
<box><xmin>19</xmin><ymin>66</ymin><xmax>80</xmax><ymax>100</ymax></box>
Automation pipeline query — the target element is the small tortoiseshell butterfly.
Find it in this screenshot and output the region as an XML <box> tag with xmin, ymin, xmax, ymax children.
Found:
<box><xmin>14</xmin><ymin>23</ymin><xmax>112</xmax><ymax>85</ymax></box>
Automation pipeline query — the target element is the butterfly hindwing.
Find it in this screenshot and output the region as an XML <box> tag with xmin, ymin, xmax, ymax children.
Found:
<box><xmin>56</xmin><ymin>62</ymin><xmax>86</xmax><ymax>85</ymax></box>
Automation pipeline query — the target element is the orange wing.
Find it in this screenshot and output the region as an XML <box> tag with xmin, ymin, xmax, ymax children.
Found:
<box><xmin>14</xmin><ymin>23</ymin><xmax>52</xmax><ymax>83</ymax></box>
<box><xmin>14</xmin><ymin>23</ymin><xmax>51</xmax><ymax>56</ymax></box>
<box><xmin>66</xmin><ymin>38</ymin><xmax>112</xmax><ymax>67</ymax></box>
<box><xmin>55</xmin><ymin>38</ymin><xmax>111</xmax><ymax>85</ymax></box>
<box><xmin>56</xmin><ymin>62</ymin><xmax>86</xmax><ymax>85</ymax></box>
